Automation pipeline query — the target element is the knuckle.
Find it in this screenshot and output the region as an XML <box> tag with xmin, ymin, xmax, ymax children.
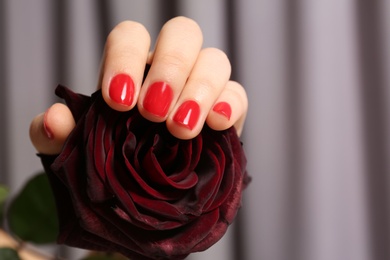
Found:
<box><xmin>159</xmin><ymin>51</ymin><xmax>192</xmax><ymax>76</ymax></box>
<box><xmin>193</xmin><ymin>77</ymin><xmax>223</xmax><ymax>99</ymax></box>
<box><xmin>166</xmin><ymin>16</ymin><xmax>201</xmax><ymax>33</ymax></box>
<box><xmin>163</xmin><ymin>16</ymin><xmax>203</xmax><ymax>43</ymax></box>
<box><xmin>196</xmin><ymin>78</ymin><xmax>220</xmax><ymax>97</ymax></box>
<box><xmin>160</xmin><ymin>51</ymin><xmax>187</xmax><ymax>66</ymax></box>
<box><xmin>228</xmin><ymin>80</ymin><xmax>245</xmax><ymax>93</ymax></box>
<box><xmin>227</xmin><ymin>81</ymin><xmax>248</xmax><ymax>111</ymax></box>
<box><xmin>114</xmin><ymin>20</ymin><xmax>147</xmax><ymax>34</ymax></box>
<box><xmin>106</xmin><ymin>20</ymin><xmax>149</xmax><ymax>47</ymax></box>
<box><xmin>202</xmin><ymin>48</ymin><xmax>231</xmax><ymax>71</ymax></box>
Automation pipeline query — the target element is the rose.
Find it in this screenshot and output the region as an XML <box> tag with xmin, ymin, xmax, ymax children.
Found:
<box><xmin>40</xmin><ymin>85</ymin><xmax>250</xmax><ymax>259</ymax></box>
<box><xmin>39</xmin><ymin>85</ymin><xmax>250</xmax><ymax>260</ymax></box>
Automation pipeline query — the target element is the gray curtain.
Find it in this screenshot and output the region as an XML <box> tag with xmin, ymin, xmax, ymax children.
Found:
<box><xmin>1</xmin><ymin>1</ymin><xmax>389</xmax><ymax>259</ymax></box>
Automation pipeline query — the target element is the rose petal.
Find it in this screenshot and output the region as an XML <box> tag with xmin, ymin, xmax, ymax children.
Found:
<box><xmin>142</xmin><ymin>148</ymin><xmax>198</xmax><ymax>189</ymax></box>
<box><xmin>150</xmin><ymin>209</ymin><xmax>220</xmax><ymax>256</ymax></box>
<box><xmin>55</xmin><ymin>85</ymin><xmax>91</xmax><ymax>122</ymax></box>
<box><xmin>106</xmin><ymin>143</ymin><xmax>189</xmax><ymax>229</ymax></box>
<box><xmin>123</xmin><ymin>148</ymin><xmax>185</xmax><ymax>201</ymax></box>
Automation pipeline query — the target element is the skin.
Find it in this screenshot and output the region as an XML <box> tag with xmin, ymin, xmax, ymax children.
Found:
<box><xmin>30</xmin><ymin>17</ymin><xmax>248</xmax><ymax>155</ymax></box>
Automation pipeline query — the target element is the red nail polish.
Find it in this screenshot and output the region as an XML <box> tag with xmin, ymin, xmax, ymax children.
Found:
<box><xmin>213</xmin><ymin>102</ymin><xmax>232</xmax><ymax>120</ymax></box>
<box><xmin>109</xmin><ymin>74</ymin><xmax>134</xmax><ymax>106</ymax></box>
<box><xmin>143</xmin><ymin>82</ymin><xmax>173</xmax><ymax>117</ymax></box>
<box><xmin>173</xmin><ymin>100</ymin><xmax>200</xmax><ymax>130</ymax></box>
<box><xmin>43</xmin><ymin>111</ymin><xmax>54</xmax><ymax>139</ymax></box>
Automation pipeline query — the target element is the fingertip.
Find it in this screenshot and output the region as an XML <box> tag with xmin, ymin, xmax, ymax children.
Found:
<box><xmin>30</xmin><ymin>112</ymin><xmax>62</xmax><ymax>155</ymax></box>
<box><xmin>29</xmin><ymin>103</ymin><xmax>75</xmax><ymax>155</ymax></box>
<box><xmin>166</xmin><ymin>99</ymin><xmax>204</xmax><ymax>140</ymax></box>
<box><xmin>46</xmin><ymin>103</ymin><xmax>76</xmax><ymax>142</ymax></box>
<box><xmin>166</xmin><ymin>122</ymin><xmax>202</xmax><ymax>140</ymax></box>
<box><xmin>137</xmin><ymin>81</ymin><xmax>174</xmax><ymax>123</ymax></box>
<box><xmin>206</xmin><ymin>102</ymin><xmax>233</xmax><ymax>131</ymax></box>
<box><xmin>102</xmin><ymin>73</ymin><xmax>139</xmax><ymax>112</ymax></box>
<box><xmin>206</xmin><ymin>81</ymin><xmax>248</xmax><ymax>136</ymax></box>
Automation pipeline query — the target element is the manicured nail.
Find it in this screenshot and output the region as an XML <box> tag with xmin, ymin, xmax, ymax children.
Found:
<box><xmin>143</xmin><ymin>82</ymin><xmax>173</xmax><ymax>117</ymax></box>
<box><xmin>43</xmin><ymin>111</ymin><xmax>54</xmax><ymax>139</ymax></box>
<box><xmin>213</xmin><ymin>102</ymin><xmax>232</xmax><ymax>120</ymax></box>
<box><xmin>109</xmin><ymin>74</ymin><xmax>134</xmax><ymax>106</ymax></box>
<box><xmin>173</xmin><ymin>100</ymin><xmax>200</xmax><ymax>130</ymax></box>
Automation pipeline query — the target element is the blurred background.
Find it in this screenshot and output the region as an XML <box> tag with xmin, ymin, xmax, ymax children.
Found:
<box><xmin>1</xmin><ymin>0</ymin><xmax>390</xmax><ymax>259</ymax></box>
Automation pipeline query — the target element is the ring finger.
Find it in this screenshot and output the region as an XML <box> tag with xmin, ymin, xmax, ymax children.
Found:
<box><xmin>167</xmin><ymin>47</ymin><xmax>232</xmax><ymax>139</ymax></box>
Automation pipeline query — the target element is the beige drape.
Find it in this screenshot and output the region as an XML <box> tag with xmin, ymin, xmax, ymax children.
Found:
<box><xmin>1</xmin><ymin>1</ymin><xmax>389</xmax><ymax>259</ymax></box>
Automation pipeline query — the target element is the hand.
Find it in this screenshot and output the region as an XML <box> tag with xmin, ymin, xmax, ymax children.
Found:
<box><xmin>30</xmin><ymin>16</ymin><xmax>248</xmax><ymax>155</ymax></box>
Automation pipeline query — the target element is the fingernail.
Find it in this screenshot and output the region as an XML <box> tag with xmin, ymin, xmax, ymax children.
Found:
<box><xmin>213</xmin><ymin>102</ymin><xmax>232</xmax><ymax>120</ymax></box>
<box><xmin>43</xmin><ymin>111</ymin><xmax>54</xmax><ymax>139</ymax></box>
<box><xmin>143</xmin><ymin>82</ymin><xmax>173</xmax><ymax>117</ymax></box>
<box><xmin>173</xmin><ymin>100</ymin><xmax>200</xmax><ymax>130</ymax></box>
<box><xmin>109</xmin><ymin>74</ymin><xmax>134</xmax><ymax>106</ymax></box>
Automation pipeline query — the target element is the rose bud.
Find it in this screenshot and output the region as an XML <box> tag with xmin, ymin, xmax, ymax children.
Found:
<box><xmin>39</xmin><ymin>84</ymin><xmax>250</xmax><ymax>260</ymax></box>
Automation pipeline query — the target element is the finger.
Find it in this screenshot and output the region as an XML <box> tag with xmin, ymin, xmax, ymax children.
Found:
<box><xmin>138</xmin><ymin>16</ymin><xmax>203</xmax><ymax>122</ymax></box>
<box><xmin>166</xmin><ymin>47</ymin><xmax>231</xmax><ymax>139</ymax></box>
<box><xmin>206</xmin><ymin>81</ymin><xmax>248</xmax><ymax>136</ymax></box>
<box><xmin>100</xmin><ymin>21</ymin><xmax>151</xmax><ymax>111</ymax></box>
<box><xmin>29</xmin><ymin>103</ymin><xmax>75</xmax><ymax>155</ymax></box>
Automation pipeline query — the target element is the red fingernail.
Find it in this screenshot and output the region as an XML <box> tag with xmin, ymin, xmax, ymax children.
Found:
<box><xmin>213</xmin><ymin>102</ymin><xmax>232</xmax><ymax>120</ymax></box>
<box><xmin>43</xmin><ymin>111</ymin><xmax>54</xmax><ymax>139</ymax></box>
<box><xmin>109</xmin><ymin>74</ymin><xmax>134</xmax><ymax>106</ymax></box>
<box><xmin>173</xmin><ymin>100</ymin><xmax>200</xmax><ymax>130</ymax></box>
<box><xmin>143</xmin><ymin>82</ymin><xmax>173</xmax><ymax>117</ymax></box>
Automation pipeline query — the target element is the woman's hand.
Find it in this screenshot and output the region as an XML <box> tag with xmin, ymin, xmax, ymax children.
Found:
<box><xmin>30</xmin><ymin>16</ymin><xmax>248</xmax><ymax>155</ymax></box>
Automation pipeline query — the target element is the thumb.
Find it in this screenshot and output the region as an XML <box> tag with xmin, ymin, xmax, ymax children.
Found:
<box><xmin>29</xmin><ymin>103</ymin><xmax>75</xmax><ymax>155</ymax></box>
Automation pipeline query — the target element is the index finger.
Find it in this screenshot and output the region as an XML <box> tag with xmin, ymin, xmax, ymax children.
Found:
<box><xmin>99</xmin><ymin>21</ymin><xmax>151</xmax><ymax>111</ymax></box>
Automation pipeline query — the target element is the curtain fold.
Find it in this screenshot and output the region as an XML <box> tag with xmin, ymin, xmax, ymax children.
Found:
<box><xmin>357</xmin><ymin>2</ymin><xmax>390</xmax><ymax>259</ymax></box>
<box><xmin>0</xmin><ymin>0</ymin><xmax>9</xmax><ymax>184</ymax></box>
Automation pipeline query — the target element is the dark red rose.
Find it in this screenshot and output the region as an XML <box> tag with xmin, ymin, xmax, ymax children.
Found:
<box><xmin>40</xmin><ymin>85</ymin><xmax>250</xmax><ymax>260</ymax></box>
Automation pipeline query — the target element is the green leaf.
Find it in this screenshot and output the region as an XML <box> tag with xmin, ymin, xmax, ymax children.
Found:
<box><xmin>0</xmin><ymin>248</ymin><xmax>21</xmax><ymax>260</ymax></box>
<box><xmin>0</xmin><ymin>184</ymin><xmax>9</xmax><ymax>226</ymax></box>
<box><xmin>7</xmin><ymin>173</ymin><xmax>58</xmax><ymax>244</ymax></box>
